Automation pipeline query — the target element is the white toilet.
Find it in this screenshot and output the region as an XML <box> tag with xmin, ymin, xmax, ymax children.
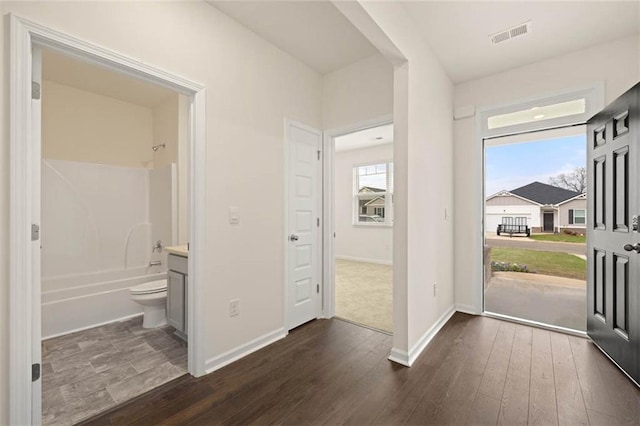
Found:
<box><xmin>130</xmin><ymin>279</ymin><xmax>168</xmax><ymax>328</ymax></box>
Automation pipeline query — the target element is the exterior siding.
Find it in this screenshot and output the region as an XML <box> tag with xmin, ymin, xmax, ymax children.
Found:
<box><xmin>486</xmin><ymin>194</ymin><xmax>537</xmax><ymax>207</ymax></box>
<box><xmin>559</xmin><ymin>198</ymin><xmax>587</xmax><ymax>230</ymax></box>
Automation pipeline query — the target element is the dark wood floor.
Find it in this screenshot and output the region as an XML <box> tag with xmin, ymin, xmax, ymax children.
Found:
<box><xmin>81</xmin><ymin>313</ymin><xmax>640</xmax><ymax>425</ymax></box>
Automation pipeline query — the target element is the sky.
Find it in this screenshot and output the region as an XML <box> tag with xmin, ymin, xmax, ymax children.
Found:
<box><xmin>485</xmin><ymin>135</ymin><xmax>586</xmax><ymax>196</ymax></box>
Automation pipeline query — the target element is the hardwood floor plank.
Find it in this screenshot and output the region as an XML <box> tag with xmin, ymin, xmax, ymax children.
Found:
<box><xmin>528</xmin><ymin>328</ymin><xmax>558</xmax><ymax>426</ymax></box>
<box><xmin>81</xmin><ymin>314</ymin><xmax>640</xmax><ymax>426</ymax></box>
<box><xmin>550</xmin><ymin>333</ymin><xmax>589</xmax><ymax>426</ymax></box>
<box><xmin>497</xmin><ymin>325</ymin><xmax>532</xmax><ymax>426</ymax></box>
<box><xmin>588</xmin><ymin>340</ymin><xmax>640</xmax><ymax>424</ymax></box>
<box><xmin>403</xmin><ymin>316</ymin><xmax>497</xmax><ymax>425</ymax></box>
<box><xmin>477</xmin><ymin>321</ymin><xmax>516</xmax><ymax>401</ymax></box>
<box><xmin>467</xmin><ymin>392</ymin><xmax>501</xmax><ymax>426</ymax></box>
<box><xmin>370</xmin><ymin>314</ymin><xmax>479</xmax><ymax>425</ymax></box>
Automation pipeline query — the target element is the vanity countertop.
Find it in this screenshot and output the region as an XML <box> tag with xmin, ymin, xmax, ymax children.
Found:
<box><xmin>165</xmin><ymin>245</ymin><xmax>188</xmax><ymax>257</ymax></box>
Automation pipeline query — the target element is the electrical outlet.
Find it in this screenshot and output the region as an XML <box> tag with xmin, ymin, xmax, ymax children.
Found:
<box><xmin>229</xmin><ymin>299</ymin><xmax>240</xmax><ymax>317</ymax></box>
<box><xmin>433</xmin><ymin>282</ymin><xmax>437</xmax><ymax>296</ymax></box>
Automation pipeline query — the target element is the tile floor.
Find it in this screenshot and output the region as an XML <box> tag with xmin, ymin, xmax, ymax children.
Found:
<box><xmin>42</xmin><ymin>316</ymin><xmax>187</xmax><ymax>425</ymax></box>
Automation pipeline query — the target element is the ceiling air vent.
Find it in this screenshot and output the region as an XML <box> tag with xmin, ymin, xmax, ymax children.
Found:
<box><xmin>490</xmin><ymin>21</ymin><xmax>532</xmax><ymax>45</ymax></box>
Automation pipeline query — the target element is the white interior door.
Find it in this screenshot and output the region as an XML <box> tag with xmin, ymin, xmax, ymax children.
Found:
<box><xmin>32</xmin><ymin>45</ymin><xmax>43</xmax><ymax>425</ymax></box>
<box><xmin>287</xmin><ymin>121</ymin><xmax>321</xmax><ymax>330</ymax></box>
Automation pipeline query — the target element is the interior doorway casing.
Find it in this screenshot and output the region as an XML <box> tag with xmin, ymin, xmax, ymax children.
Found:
<box><xmin>475</xmin><ymin>83</ymin><xmax>605</xmax><ymax>319</ymax></box>
<box><xmin>322</xmin><ymin>115</ymin><xmax>393</xmax><ymax>320</ymax></box>
<box><xmin>9</xmin><ymin>14</ymin><xmax>207</xmax><ymax>425</ymax></box>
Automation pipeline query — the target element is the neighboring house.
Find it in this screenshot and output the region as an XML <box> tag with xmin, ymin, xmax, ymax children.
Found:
<box><xmin>486</xmin><ymin>181</ymin><xmax>586</xmax><ymax>234</ymax></box>
<box><xmin>358</xmin><ymin>186</ymin><xmax>386</xmax><ymax>217</ymax></box>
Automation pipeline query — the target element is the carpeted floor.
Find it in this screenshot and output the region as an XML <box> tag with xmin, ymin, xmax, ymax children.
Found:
<box><xmin>335</xmin><ymin>259</ymin><xmax>393</xmax><ymax>333</ymax></box>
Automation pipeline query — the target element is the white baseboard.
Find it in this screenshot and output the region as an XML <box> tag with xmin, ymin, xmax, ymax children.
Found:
<box><xmin>456</xmin><ymin>304</ymin><xmax>480</xmax><ymax>315</ymax></box>
<box><xmin>204</xmin><ymin>327</ymin><xmax>287</xmax><ymax>374</ymax></box>
<box><xmin>42</xmin><ymin>313</ymin><xmax>143</xmax><ymax>340</ymax></box>
<box><xmin>388</xmin><ymin>305</ymin><xmax>456</xmax><ymax>367</ymax></box>
<box><xmin>335</xmin><ymin>255</ymin><xmax>392</xmax><ymax>266</ymax></box>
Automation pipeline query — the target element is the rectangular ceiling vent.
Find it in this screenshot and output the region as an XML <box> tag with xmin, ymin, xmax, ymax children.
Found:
<box><xmin>490</xmin><ymin>21</ymin><xmax>532</xmax><ymax>45</ymax></box>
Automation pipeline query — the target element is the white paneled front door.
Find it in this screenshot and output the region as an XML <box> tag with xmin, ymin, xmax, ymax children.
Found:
<box><xmin>286</xmin><ymin>121</ymin><xmax>321</xmax><ymax>330</ymax></box>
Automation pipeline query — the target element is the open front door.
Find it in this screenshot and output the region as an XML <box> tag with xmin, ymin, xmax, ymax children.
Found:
<box><xmin>587</xmin><ymin>82</ymin><xmax>640</xmax><ymax>385</ymax></box>
<box><xmin>286</xmin><ymin>121</ymin><xmax>322</xmax><ymax>330</ymax></box>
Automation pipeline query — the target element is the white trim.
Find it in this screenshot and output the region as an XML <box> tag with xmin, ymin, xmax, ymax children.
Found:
<box><xmin>42</xmin><ymin>314</ymin><xmax>143</xmax><ymax>341</ymax></box>
<box><xmin>558</xmin><ymin>193</ymin><xmax>587</xmax><ymax>206</ymax></box>
<box><xmin>483</xmin><ymin>311</ymin><xmax>587</xmax><ymax>338</ymax></box>
<box><xmin>388</xmin><ymin>305</ymin><xmax>456</xmax><ymax>367</ymax></box>
<box><xmin>335</xmin><ymin>255</ymin><xmax>392</xmax><ymax>266</ymax></box>
<box><xmin>9</xmin><ymin>14</ymin><xmax>207</xmax><ymax>424</ymax></box>
<box><xmin>456</xmin><ymin>304</ymin><xmax>480</xmax><ymax>315</ymax></box>
<box><xmin>322</xmin><ymin>115</ymin><xmax>393</xmax><ymax>320</ymax></box>
<box><xmin>204</xmin><ymin>328</ymin><xmax>287</xmax><ymax>374</ymax></box>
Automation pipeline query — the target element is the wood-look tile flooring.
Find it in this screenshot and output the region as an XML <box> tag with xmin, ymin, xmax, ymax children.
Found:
<box><xmin>42</xmin><ymin>316</ymin><xmax>187</xmax><ymax>425</ymax></box>
<box><xmin>83</xmin><ymin>313</ymin><xmax>639</xmax><ymax>425</ymax></box>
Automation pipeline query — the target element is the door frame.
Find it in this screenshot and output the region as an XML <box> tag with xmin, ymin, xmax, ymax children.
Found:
<box><xmin>9</xmin><ymin>14</ymin><xmax>208</xmax><ymax>425</ymax></box>
<box><xmin>283</xmin><ymin>119</ymin><xmax>323</xmax><ymax>330</ymax></box>
<box><xmin>475</xmin><ymin>82</ymin><xmax>605</xmax><ymax>319</ymax></box>
<box><xmin>321</xmin><ymin>115</ymin><xmax>393</xmax><ymax>319</ymax></box>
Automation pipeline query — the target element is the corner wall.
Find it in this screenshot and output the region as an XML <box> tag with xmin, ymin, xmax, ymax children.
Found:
<box><xmin>453</xmin><ymin>35</ymin><xmax>640</xmax><ymax>312</ymax></box>
<box><xmin>339</xmin><ymin>1</ymin><xmax>455</xmax><ymax>364</ymax></box>
<box><xmin>322</xmin><ymin>53</ymin><xmax>393</xmax><ymax>130</ymax></box>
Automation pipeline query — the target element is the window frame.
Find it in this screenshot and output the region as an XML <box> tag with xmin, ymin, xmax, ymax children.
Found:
<box><xmin>353</xmin><ymin>160</ymin><xmax>393</xmax><ymax>227</ymax></box>
<box><xmin>572</xmin><ymin>209</ymin><xmax>586</xmax><ymax>225</ymax></box>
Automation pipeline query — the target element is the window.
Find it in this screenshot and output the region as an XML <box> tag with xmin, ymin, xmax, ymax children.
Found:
<box><xmin>354</xmin><ymin>161</ymin><xmax>393</xmax><ymax>225</ymax></box>
<box><xmin>569</xmin><ymin>209</ymin><xmax>586</xmax><ymax>225</ymax></box>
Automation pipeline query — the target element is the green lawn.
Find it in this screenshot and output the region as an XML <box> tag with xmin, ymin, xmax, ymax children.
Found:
<box><xmin>529</xmin><ymin>234</ymin><xmax>586</xmax><ymax>244</ymax></box>
<box><xmin>490</xmin><ymin>247</ymin><xmax>586</xmax><ymax>280</ymax></box>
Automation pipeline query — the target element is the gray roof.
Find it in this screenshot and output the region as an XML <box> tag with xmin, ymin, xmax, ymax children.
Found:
<box><xmin>510</xmin><ymin>181</ymin><xmax>582</xmax><ymax>205</ymax></box>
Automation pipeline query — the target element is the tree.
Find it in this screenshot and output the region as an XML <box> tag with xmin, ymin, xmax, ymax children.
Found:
<box><xmin>549</xmin><ymin>167</ymin><xmax>586</xmax><ymax>193</ymax></box>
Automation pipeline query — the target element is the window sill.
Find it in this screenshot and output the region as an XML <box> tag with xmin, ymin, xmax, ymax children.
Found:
<box><xmin>353</xmin><ymin>223</ymin><xmax>393</xmax><ymax>228</ymax></box>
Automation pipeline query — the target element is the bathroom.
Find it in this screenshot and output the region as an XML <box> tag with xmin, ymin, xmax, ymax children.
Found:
<box><xmin>39</xmin><ymin>48</ymin><xmax>191</xmax><ymax>425</ymax></box>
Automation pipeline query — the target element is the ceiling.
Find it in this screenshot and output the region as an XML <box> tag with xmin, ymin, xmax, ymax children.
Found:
<box><xmin>42</xmin><ymin>49</ymin><xmax>176</xmax><ymax>108</ymax></box>
<box><xmin>404</xmin><ymin>1</ymin><xmax>640</xmax><ymax>83</ymax></box>
<box><xmin>335</xmin><ymin>124</ymin><xmax>393</xmax><ymax>152</ymax></box>
<box><xmin>207</xmin><ymin>1</ymin><xmax>639</xmax><ymax>84</ymax></box>
<box><xmin>207</xmin><ymin>0</ymin><xmax>378</xmax><ymax>74</ymax></box>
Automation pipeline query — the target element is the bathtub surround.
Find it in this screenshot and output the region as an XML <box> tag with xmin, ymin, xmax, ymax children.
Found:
<box><xmin>41</xmin><ymin>159</ymin><xmax>176</xmax><ymax>338</ymax></box>
<box><xmin>42</xmin><ymin>317</ymin><xmax>187</xmax><ymax>425</ymax></box>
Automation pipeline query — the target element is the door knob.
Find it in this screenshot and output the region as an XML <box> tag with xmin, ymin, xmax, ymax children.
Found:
<box><xmin>623</xmin><ymin>243</ymin><xmax>640</xmax><ymax>253</ymax></box>
<box><xmin>289</xmin><ymin>234</ymin><xmax>299</xmax><ymax>241</ymax></box>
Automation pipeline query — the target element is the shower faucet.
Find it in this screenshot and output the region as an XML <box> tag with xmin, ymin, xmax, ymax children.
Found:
<box><xmin>152</xmin><ymin>240</ymin><xmax>164</xmax><ymax>253</ymax></box>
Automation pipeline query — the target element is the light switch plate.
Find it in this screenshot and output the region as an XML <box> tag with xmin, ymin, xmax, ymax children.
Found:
<box><xmin>229</xmin><ymin>206</ymin><xmax>240</xmax><ymax>224</ymax></box>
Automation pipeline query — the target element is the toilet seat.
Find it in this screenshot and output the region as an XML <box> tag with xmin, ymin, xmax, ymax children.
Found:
<box><xmin>131</xmin><ymin>279</ymin><xmax>167</xmax><ymax>295</ymax></box>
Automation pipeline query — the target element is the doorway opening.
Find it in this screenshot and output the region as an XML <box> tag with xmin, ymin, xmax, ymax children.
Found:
<box><xmin>9</xmin><ymin>15</ymin><xmax>206</xmax><ymax>425</ymax></box>
<box><xmin>483</xmin><ymin>126</ymin><xmax>587</xmax><ymax>332</ymax></box>
<box><xmin>331</xmin><ymin>123</ymin><xmax>393</xmax><ymax>334</ymax></box>
<box><xmin>39</xmin><ymin>47</ymin><xmax>191</xmax><ymax>424</ymax></box>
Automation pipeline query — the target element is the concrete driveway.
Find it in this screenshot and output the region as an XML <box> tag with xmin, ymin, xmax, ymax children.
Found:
<box><xmin>485</xmin><ymin>272</ymin><xmax>586</xmax><ymax>331</ymax></box>
<box><xmin>485</xmin><ymin>233</ymin><xmax>586</xmax><ymax>255</ymax></box>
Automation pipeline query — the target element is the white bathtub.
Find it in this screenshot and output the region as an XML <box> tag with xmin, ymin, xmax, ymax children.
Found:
<box><xmin>42</xmin><ymin>267</ymin><xmax>167</xmax><ymax>339</ymax></box>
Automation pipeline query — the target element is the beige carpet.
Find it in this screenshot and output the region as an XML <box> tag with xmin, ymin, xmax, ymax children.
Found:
<box><xmin>335</xmin><ymin>259</ymin><xmax>393</xmax><ymax>333</ymax></box>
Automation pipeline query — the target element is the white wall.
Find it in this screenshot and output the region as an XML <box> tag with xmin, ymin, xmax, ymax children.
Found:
<box><xmin>42</xmin><ymin>159</ymin><xmax>153</xmax><ymax>279</ymax></box>
<box><xmin>322</xmin><ymin>53</ymin><xmax>393</xmax><ymax>130</ymax></box>
<box><xmin>335</xmin><ymin>143</ymin><xmax>393</xmax><ymax>264</ymax></box>
<box><xmin>1</xmin><ymin>2</ymin><xmax>322</xmax><ymax>406</ymax></box>
<box><xmin>339</xmin><ymin>1</ymin><xmax>455</xmax><ymax>364</ymax></box>
<box><xmin>0</xmin><ymin>7</ymin><xmax>8</xmax><ymax>423</ymax></box>
<box><xmin>42</xmin><ymin>80</ymin><xmax>154</xmax><ymax>168</ymax></box>
<box><xmin>454</xmin><ymin>35</ymin><xmax>640</xmax><ymax>312</ymax></box>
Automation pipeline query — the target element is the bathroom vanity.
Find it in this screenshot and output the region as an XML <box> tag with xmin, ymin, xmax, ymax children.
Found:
<box><xmin>166</xmin><ymin>245</ymin><xmax>188</xmax><ymax>340</ymax></box>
